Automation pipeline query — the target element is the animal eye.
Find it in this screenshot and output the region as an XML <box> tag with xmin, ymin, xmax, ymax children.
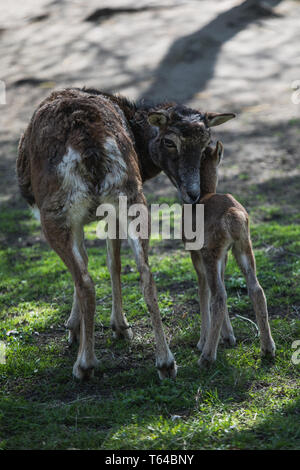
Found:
<box><xmin>163</xmin><ymin>138</ymin><xmax>176</xmax><ymax>148</ymax></box>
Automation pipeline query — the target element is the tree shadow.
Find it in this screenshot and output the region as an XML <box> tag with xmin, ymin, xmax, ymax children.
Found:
<box><xmin>140</xmin><ymin>0</ymin><xmax>283</xmax><ymax>103</ymax></box>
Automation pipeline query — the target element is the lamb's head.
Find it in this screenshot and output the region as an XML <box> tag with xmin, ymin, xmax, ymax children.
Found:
<box><xmin>147</xmin><ymin>105</ymin><xmax>235</xmax><ymax>204</ymax></box>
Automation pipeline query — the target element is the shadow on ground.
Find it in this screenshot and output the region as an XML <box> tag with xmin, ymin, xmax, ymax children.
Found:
<box><xmin>140</xmin><ymin>0</ymin><xmax>283</xmax><ymax>102</ymax></box>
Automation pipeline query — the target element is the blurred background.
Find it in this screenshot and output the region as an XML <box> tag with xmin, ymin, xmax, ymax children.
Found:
<box><xmin>0</xmin><ymin>0</ymin><xmax>299</xmax><ymax>215</ymax></box>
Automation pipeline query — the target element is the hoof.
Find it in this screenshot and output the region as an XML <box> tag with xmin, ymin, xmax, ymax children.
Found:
<box><xmin>112</xmin><ymin>325</ymin><xmax>133</xmax><ymax>341</ymax></box>
<box><xmin>261</xmin><ymin>340</ymin><xmax>276</xmax><ymax>358</ymax></box>
<box><xmin>220</xmin><ymin>334</ymin><xmax>236</xmax><ymax>348</ymax></box>
<box><xmin>72</xmin><ymin>356</ymin><xmax>99</xmax><ymax>381</ymax></box>
<box><xmin>198</xmin><ymin>354</ymin><xmax>215</xmax><ymax>369</ymax></box>
<box><xmin>156</xmin><ymin>355</ymin><xmax>177</xmax><ymax>380</ymax></box>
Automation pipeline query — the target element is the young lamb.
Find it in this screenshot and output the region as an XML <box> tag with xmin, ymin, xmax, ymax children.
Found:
<box><xmin>185</xmin><ymin>141</ymin><xmax>276</xmax><ymax>367</ymax></box>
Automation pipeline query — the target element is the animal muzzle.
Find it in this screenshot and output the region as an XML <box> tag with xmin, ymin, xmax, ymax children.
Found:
<box><xmin>179</xmin><ymin>186</ymin><xmax>201</xmax><ymax>205</ymax></box>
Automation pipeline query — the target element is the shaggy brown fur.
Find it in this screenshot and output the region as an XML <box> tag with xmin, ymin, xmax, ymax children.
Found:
<box><xmin>17</xmin><ymin>87</ymin><xmax>235</xmax><ymax>380</ymax></box>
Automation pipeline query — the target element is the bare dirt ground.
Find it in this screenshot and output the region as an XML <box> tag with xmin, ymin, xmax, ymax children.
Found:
<box><xmin>0</xmin><ymin>0</ymin><xmax>299</xmax><ymax>216</ymax></box>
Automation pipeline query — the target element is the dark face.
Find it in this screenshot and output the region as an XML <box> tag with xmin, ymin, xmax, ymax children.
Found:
<box><xmin>148</xmin><ymin>105</ymin><xmax>235</xmax><ymax>204</ymax></box>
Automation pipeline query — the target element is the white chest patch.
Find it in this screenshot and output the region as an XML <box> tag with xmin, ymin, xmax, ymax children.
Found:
<box><xmin>100</xmin><ymin>137</ymin><xmax>127</xmax><ymax>198</ymax></box>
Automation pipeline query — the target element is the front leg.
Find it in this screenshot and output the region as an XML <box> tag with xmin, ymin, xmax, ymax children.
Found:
<box><xmin>128</xmin><ymin>217</ymin><xmax>177</xmax><ymax>379</ymax></box>
<box><xmin>106</xmin><ymin>237</ymin><xmax>133</xmax><ymax>340</ymax></box>
<box><xmin>190</xmin><ymin>251</ymin><xmax>211</xmax><ymax>352</ymax></box>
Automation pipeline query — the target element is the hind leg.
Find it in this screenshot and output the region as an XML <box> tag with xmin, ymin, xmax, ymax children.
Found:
<box><xmin>232</xmin><ymin>239</ymin><xmax>275</xmax><ymax>357</ymax></box>
<box><xmin>42</xmin><ymin>214</ymin><xmax>98</xmax><ymax>380</ymax></box>
<box><xmin>66</xmin><ymin>232</ymin><xmax>88</xmax><ymax>345</ymax></box>
<box><xmin>106</xmin><ymin>237</ymin><xmax>133</xmax><ymax>340</ymax></box>
<box><xmin>220</xmin><ymin>252</ymin><xmax>236</xmax><ymax>347</ymax></box>
<box><xmin>66</xmin><ymin>288</ymin><xmax>81</xmax><ymax>345</ymax></box>
<box><xmin>198</xmin><ymin>252</ymin><xmax>227</xmax><ymax>367</ymax></box>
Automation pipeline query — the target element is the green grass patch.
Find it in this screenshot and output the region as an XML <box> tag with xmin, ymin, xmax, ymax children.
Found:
<box><xmin>0</xmin><ymin>206</ymin><xmax>299</xmax><ymax>449</ymax></box>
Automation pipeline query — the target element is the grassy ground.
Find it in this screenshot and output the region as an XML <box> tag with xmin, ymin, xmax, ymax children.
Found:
<box><xmin>0</xmin><ymin>195</ymin><xmax>299</xmax><ymax>450</ymax></box>
<box><xmin>1</xmin><ymin>0</ymin><xmax>300</xmax><ymax>451</ymax></box>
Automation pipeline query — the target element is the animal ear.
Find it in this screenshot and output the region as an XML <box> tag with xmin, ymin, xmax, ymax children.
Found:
<box><xmin>205</xmin><ymin>112</ymin><xmax>236</xmax><ymax>127</ymax></box>
<box><xmin>215</xmin><ymin>141</ymin><xmax>224</xmax><ymax>165</ymax></box>
<box><xmin>148</xmin><ymin>110</ymin><xmax>169</xmax><ymax>128</ymax></box>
